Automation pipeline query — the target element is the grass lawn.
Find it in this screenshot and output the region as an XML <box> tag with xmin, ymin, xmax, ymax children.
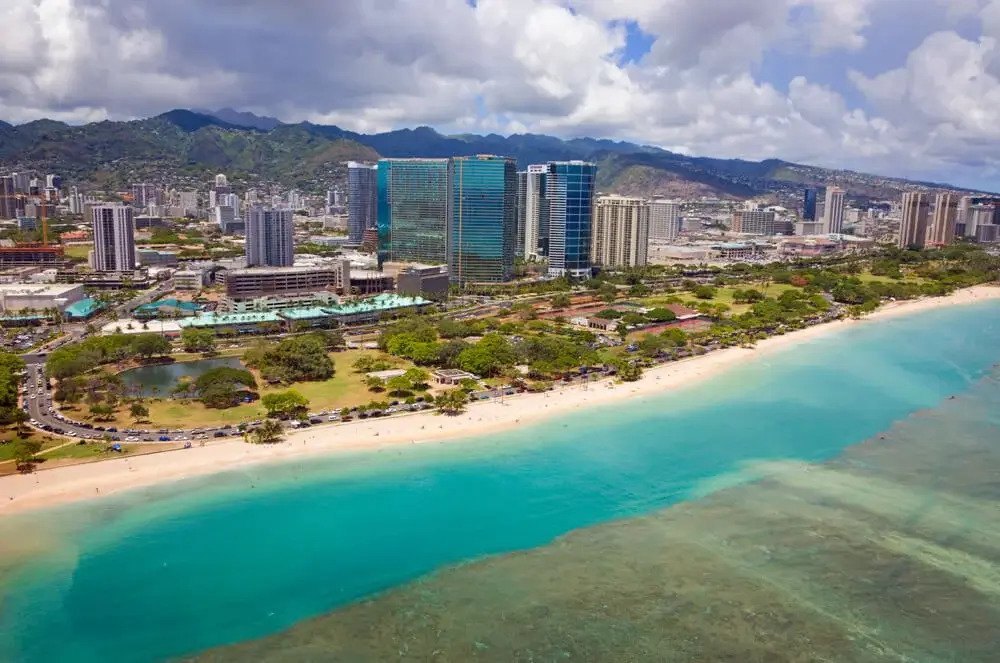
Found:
<box><xmin>642</xmin><ymin>282</ymin><xmax>800</xmax><ymax>317</ymax></box>
<box><xmin>63</xmin><ymin>243</ymin><xmax>93</xmax><ymax>260</ymax></box>
<box><xmin>87</xmin><ymin>349</ymin><xmax>415</xmax><ymax>429</ymax></box>
<box><xmin>856</xmin><ymin>271</ymin><xmax>927</xmax><ymax>285</ymax></box>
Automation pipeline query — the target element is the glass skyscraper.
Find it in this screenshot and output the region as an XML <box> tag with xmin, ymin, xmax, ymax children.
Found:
<box><xmin>376</xmin><ymin>158</ymin><xmax>450</xmax><ymax>264</ymax></box>
<box><xmin>347</xmin><ymin>162</ymin><xmax>377</xmax><ymax>244</ymax></box>
<box><xmin>449</xmin><ymin>155</ymin><xmax>517</xmax><ymax>285</ymax></box>
<box><xmin>802</xmin><ymin>188</ymin><xmax>819</xmax><ymax>221</ymax></box>
<box><xmin>546</xmin><ymin>161</ymin><xmax>596</xmax><ymax>278</ymax></box>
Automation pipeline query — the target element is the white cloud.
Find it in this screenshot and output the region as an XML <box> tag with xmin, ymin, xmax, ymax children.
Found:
<box><xmin>2</xmin><ymin>0</ymin><xmax>1000</xmax><ymax>187</ymax></box>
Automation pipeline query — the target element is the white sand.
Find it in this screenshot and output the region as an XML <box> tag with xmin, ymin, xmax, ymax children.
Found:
<box><xmin>2</xmin><ymin>285</ymin><xmax>998</xmax><ymax>515</ymax></box>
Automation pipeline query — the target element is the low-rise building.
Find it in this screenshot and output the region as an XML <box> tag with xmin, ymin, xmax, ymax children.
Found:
<box><xmin>173</xmin><ymin>268</ymin><xmax>210</xmax><ymax>290</ymax></box>
<box><xmin>386</xmin><ymin>263</ymin><xmax>449</xmax><ymax>297</ymax></box>
<box><xmin>137</xmin><ymin>249</ymin><xmax>179</xmax><ymax>267</ymax></box>
<box><xmin>0</xmin><ymin>283</ymin><xmax>84</xmax><ymax>313</ymax></box>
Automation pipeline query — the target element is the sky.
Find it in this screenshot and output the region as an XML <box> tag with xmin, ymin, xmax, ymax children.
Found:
<box><xmin>2</xmin><ymin>0</ymin><xmax>1000</xmax><ymax>189</ymax></box>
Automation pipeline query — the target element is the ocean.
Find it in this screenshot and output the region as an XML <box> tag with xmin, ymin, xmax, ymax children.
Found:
<box><xmin>2</xmin><ymin>301</ymin><xmax>999</xmax><ymax>662</ymax></box>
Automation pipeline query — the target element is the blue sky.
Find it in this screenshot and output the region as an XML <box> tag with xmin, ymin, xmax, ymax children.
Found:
<box><xmin>2</xmin><ymin>0</ymin><xmax>1000</xmax><ymax>190</ymax></box>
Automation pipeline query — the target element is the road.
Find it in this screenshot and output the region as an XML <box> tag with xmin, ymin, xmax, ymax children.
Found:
<box><xmin>19</xmin><ymin>356</ymin><xmax>245</xmax><ymax>445</ymax></box>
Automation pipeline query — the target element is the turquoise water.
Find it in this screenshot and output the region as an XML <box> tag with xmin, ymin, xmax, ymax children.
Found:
<box><xmin>117</xmin><ymin>357</ymin><xmax>245</xmax><ymax>398</ymax></box>
<box><xmin>2</xmin><ymin>301</ymin><xmax>1000</xmax><ymax>662</ymax></box>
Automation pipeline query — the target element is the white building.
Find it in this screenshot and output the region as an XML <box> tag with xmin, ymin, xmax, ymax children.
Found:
<box><xmin>522</xmin><ymin>164</ymin><xmax>548</xmax><ymax>258</ymax></box>
<box><xmin>592</xmin><ymin>196</ymin><xmax>650</xmax><ymax>269</ymax></box>
<box><xmin>823</xmin><ymin>186</ymin><xmax>846</xmax><ymax>234</ymax></box>
<box><xmin>91</xmin><ymin>204</ymin><xmax>136</xmax><ymax>271</ymax></box>
<box><xmin>649</xmin><ymin>200</ymin><xmax>682</xmax><ymax>242</ymax></box>
<box><xmin>0</xmin><ymin>283</ymin><xmax>84</xmax><ymax>313</ymax></box>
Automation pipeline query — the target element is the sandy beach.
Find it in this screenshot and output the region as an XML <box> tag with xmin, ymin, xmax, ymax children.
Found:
<box><xmin>2</xmin><ymin>284</ymin><xmax>998</xmax><ymax>515</ymax></box>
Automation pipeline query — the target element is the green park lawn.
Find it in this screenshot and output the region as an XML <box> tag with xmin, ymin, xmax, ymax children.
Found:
<box><xmin>63</xmin><ymin>243</ymin><xmax>93</xmax><ymax>260</ymax></box>
<box><xmin>93</xmin><ymin>349</ymin><xmax>415</xmax><ymax>429</ymax></box>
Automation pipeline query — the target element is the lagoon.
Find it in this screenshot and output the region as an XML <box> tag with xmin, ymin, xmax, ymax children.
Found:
<box><xmin>117</xmin><ymin>356</ymin><xmax>246</xmax><ymax>398</ymax></box>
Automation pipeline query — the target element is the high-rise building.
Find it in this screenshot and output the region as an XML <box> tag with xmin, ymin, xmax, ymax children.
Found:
<box><xmin>731</xmin><ymin>208</ymin><xmax>790</xmax><ymax>235</ymax></box>
<box><xmin>131</xmin><ymin>182</ymin><xmax>162</xmax><ymax>209</ymax></box>
<box><xmin>209</xmin><ymin>173</ymin><xmax>231</xmax><ymax>209</ymax></box>
<box><xmin>449</xmin><ymin>155</ymin><xmax>517</xmax><ymax>284</ymax></box>
<box><xmin>11</xmin><ymin>173</ymin><xmax>30</xmax><ymax>193</ymax></box>
<box><xmin>928</xmin><ymin>193</ymin><xmax>958</xmax><ymax>246</ymax></box>
<box><xmin>515</xmin><ymin>171</ymin><xmax>527</xmax><ymax>258</ymax></box>
<box><xmin>45</xmin><ymin>174</ymin><xmax>62</xmax><ymax>190</ymax></box>
<box><xmin>245</xmin><ymin>206</ymin><xmax>294</xmax><ymax>267</ymax></box>
<box><xmin>592</xmin><ymin>196</ymin><xmax>650</xmax><ymax>269</ymax></box>
<box><xmin>376</xmin><ymin>158</ymin><xmax>450</xmax><ymax>264</ymax></box>
<box><xmin>91</xmin><ymin>204</ymin><xmax>136</xmax><ymax>271</ymax></box>
<box><xmin>522</xmin><ymin>164</ymin><xmax>549</xmax><ymax>258</ymax></box>
<box><xmin>802</xmin><ymin>188</ymin><xmax>819</xmax><ymax>221</ymax></box>
<box><xmin>347</xmin><ymin>162</ymin><xmax>377</xmax><ymax>244</ymax></box>
<box><xmin>68</xmin><ymin>186</ymin><xmax>84</xmax><ymax>214</ymax></box>
<box><xmin>823</xmin><ymin>186</ymin><xmax>846</xmax><ymax>234</ymax></box>
<box><xmin>0</xmin><ymin>176</ymin><xmax>16</xmax><ymax>219</ymax></box>
<box><xmin>967</xmin><ymin>203</ymin><xmax>996</xmax><ymax>238</ymax></box>
<box><xmin>898</xmin><ymin>192</ymin><xmax>930</xmax><ymax>248</ymax></box>
<box><xmin>649</xmin><ymin>200</ymin><xmax>682</xmax><ymax>241</ymax></box>
<box><xmin>215</xmin><ymin>206</ymin><xmax>245</xmax><ymax>234</ymax></box>
<box><xmin>178</xmin><ymin>190</ymin><xmax>199</xmax><ymax>215</ymax></box>
<box><xmin>546</xmin><ymin>161</ymin><xmax>596</xmax><ymax>278</ymax></box>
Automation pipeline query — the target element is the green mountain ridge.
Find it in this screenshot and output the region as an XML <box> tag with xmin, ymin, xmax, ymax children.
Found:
<box><xmin>0</xmin><ymin>109</ymin><xmax>990</xmax><ymax>200</ymax></box>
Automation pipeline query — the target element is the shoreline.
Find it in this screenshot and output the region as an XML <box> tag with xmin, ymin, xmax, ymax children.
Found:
<box><xmin>2</xmin><ymin>285</ymin><xmax>999</xmax><ymax>515</ymax></box>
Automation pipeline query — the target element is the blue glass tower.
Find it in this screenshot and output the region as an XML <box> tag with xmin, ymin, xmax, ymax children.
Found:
<box><xmin>546</xmin><ymin>161</ymin><xmax>596</xmax><ymax>278</ymax></box>
<box><xmin>803</xmin><ymin>188</ymin><xmax>819</xmax><ymax>221</ymax></box>
<box><xmin>449</xmin><ymin>155</ymin><xmax>517</xmax><ymax>285</ymax></box>
<box><xmin>376</xmin><ymin>158</ymin><xmax>450</xmax><ymax>265</ymax></box>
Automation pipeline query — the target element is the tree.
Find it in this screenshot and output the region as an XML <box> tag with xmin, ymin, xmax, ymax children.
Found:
<box><xmin>615</xmin><ymin>360</ymin><xmax>643</xmax><ymax>382</ymax></box>
<box><xmin>366</xmin><ymin>376</ymin><xmax>386</xmax><ymax>392</ymax></box>
<box><xmin>12</xmin><ymin>438</ymin><xmax>43</xmax><ymax>472</ymax></box>
<box><xmin>261</xmin><ymin>390</ymin><xmax>309</xmax><ymax>418</ymax></box>
<box><xmin>550</xmin><ymin>293</ymin><xmax>571</xmax><ymax>309</ymax></box>
<box><xmin>598</xmin><ymin>283</ymin><xmax>618</xmax><ymax>303</ymax></box>
<box><xmin>403</xmin><ymin>367</ymin><xmax>430</xmax><ymax>391</ymax></box>
<box><xmin>245</xmin><ymin>419</ymin><xmax>284</xmax><ymax>444</ymax></box>
<box><xmin>645</xmin><ymin>308</ymin><xmax>677</xmax><ymax>323</ymax></box>
<box><xmin>436</xmin><ymin>388</ymin><xmax>468</xmax><ymax>415</ymax></box>
<box><xmin>89</xmin><ymin>403</ymin><xmax>114</xmax><ymax>421</ymax></box>
<box><xmin>692</xmin><ymin>285</ymin><xmax>717</xmax><ymax>300</ymax></box>
<box><xmin>180</xmin><ymin>327</ymin><xmax>215</xmax><ymax>353</ymax></box>
<box><xmin>243</xmin><ymin>334</ymin><xmax>334</xmax><ymax>383</ymax></box>
<box><xmin>320</xmin><ymin>329</ymin><xmax>345</xmax><ymax>350</ymax></box>
<box><xmin>131</xmin><ymin>333</ymin><xmax>172</xmax><ymax>359</ymax></box>
<box><xmin>457</xmin><ymin>334</ymin><xmax>515</xmax><ymax>376</ymax></box>
<box><xmin>386</xmin><ymin>375</ymin><xmax>413</xmax><ymax>397</ymax></box>
<box><xmin>352</xmin><ymin>355</ymin><xmax>377</xmax><ymax>373</ymax></box>
<box><xmin>129</xmin><ymin>402</ymin><xmax>149</xmax><ymax>422</ymax></box>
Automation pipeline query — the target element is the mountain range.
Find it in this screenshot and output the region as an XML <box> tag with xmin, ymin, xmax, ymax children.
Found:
<box><xmin>0</xmin><ymin>108</ymin><xmax>991</xmax><ymax>203</ymax></box>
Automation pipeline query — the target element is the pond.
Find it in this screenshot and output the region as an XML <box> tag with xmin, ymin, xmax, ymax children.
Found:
<box><xmin>118</xmin><ymin>357</ymin><xmax>246</xmax><ymax>398</ymax></box>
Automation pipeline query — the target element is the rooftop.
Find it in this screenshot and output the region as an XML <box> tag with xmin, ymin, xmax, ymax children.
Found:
<box><xmin>64</xmin><ymin>297</ymin><xmax>104</xmax><ymax>319</ymax></box>
<box><xmin>0</xmin><ymin>283</ymin><xmax>81</xmax><ymax>296</ymax></box>
<box><xmin>177</xmin><ymin>311</ymin><xmax>283</xmax><ymax>328</ymax></box>
<box><xmin>134</xmin><ymin>298</ymin><xmax>203</xmax><ymax>314</ymax></box>
<box><xmin>228</xmin><ymin>265</ymin><xmax>339</xmax><ymax>276</ymax></box>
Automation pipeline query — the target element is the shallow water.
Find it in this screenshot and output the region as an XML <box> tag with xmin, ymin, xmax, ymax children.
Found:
<box><xmin>1</xmin><ymin>302</ymin><xmax>999</xmax><ymax>662</ymax></box>
<box><xmin>201</xmin><ymin>371</ymin><xmax>1000</xmax><ymax>661</ymax></box>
